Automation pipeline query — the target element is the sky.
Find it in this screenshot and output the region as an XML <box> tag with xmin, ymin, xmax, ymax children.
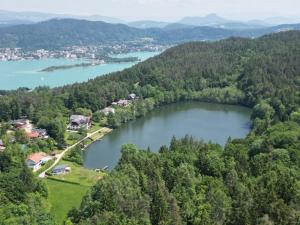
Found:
<box><xmin>1</xmin><ymin>0</ymin><xmax>300</xmax><ymax>22</ymax></box>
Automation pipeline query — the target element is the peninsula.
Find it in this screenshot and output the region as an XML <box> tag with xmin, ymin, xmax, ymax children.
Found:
<box><xmin>39</xmin><ymin>56</ymin><xmax>139</xmax><ymax>72</ymax></box>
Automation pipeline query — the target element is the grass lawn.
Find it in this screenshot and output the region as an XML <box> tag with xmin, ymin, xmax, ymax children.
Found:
<box><xmin>46</xmin><ymin>179</ymin><xmax>89</xmax><ymax>225</ymax></box>
<box><xmin>46</xmin><ymin>161</ymin><xmax>105</xmax><ymax>224</ymax></box>
<box><xmin>88</xmin><ymin>128</ymin><xmax>111</xmax><ymax>142</ymax></box>
<box><xmin>88</xmin><ymin>122</ymin><xmax>102</xmax><ymax>133</ymax></box>
<box><xmin>52</xmin><ymin>160</ymin><xmax>104</xmax><ymax>186</ymax></box>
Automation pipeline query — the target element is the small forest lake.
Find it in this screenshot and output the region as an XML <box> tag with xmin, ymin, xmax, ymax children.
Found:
<box><xmin>84</xmin><ymin>101</ymin><xmax>252</xmax><ymax>170</ymax></box>
<box><xmin>0</xmin><ymin>51</ymin><xmax>159</xmax><ymax>90</ymax></box>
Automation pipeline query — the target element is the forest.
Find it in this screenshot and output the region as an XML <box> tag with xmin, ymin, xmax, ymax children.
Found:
<box><xmin>0</xmin><ymin>30</ymin><xmax>299</xmax><ymax>224</ymax></box>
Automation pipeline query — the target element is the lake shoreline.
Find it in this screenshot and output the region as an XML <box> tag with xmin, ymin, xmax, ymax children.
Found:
<box><xmin>0</xmin><ymin>51</ymin><xmax>160</xmax><ymax>90</ymax></box>
<box><xmin>83</xmin><ymin>101</ymin><xmax>252</xmax><ymax>170</ymax></box>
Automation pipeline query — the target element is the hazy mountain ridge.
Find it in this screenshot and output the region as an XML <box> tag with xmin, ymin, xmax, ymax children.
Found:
<box><xmin>0</xmin><ymin>18</ymin><xmax>299</xmax><ymax>49</ymax></box>
<box><xmin>1</xmin><ymin>10</ymin><xmax>300</xmax><ymax>29</ymax></box>
<box><xmin>0</xmin><ymin>9</ymin><xmax>124</xmax><ymax>25</ymax></box>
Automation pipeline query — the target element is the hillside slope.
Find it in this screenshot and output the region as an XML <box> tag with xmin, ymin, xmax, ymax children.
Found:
<box><xmin>0</xmin><ymin>18</ymin><xmax>299</xmax><ymax>49</ymax></box>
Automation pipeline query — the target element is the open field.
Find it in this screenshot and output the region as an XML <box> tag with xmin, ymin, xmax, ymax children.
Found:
<box><xmin>46</xmin><ymin>179</ymin><xmax>89</xmax><ymax>224</ymax></box>
<box><xmin>46</xmin><ymin>160</ymin><xmax>105</xmax><ymax>224</ymax></box>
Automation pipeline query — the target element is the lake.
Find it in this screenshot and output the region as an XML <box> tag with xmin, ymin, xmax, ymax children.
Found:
<box><xmin>83</xmin><ymin>101</ymin><xmax>252</xmax><ymax>170</ymax></box>
<box><xmin>0</xmin><ymin>51</ymin><xmax>159</xmax><ymax>90</ymax></box>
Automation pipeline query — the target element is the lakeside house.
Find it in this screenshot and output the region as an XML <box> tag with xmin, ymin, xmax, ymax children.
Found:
<box><xmin>0</xmin><ymin>139</ymin><xmax>5</xmax><ymax>151</ymax></box>
<box><xmin>68</xmin><ymin>115</ymin><xmax>91</xmax><ymax>130</ymax></box>
<box><xmin>101</xmin><ymin>107</ymin><xmax>115</xmax><ymax>116</ymax></box>
<box><xmin>26</xmin><ymin>152</ymin><xmax>51</xmax><ymax>172</ymax></box>
<box><xmin>52</xmin><ymin>164</ymin><xmax>71</xmax><ymax>175</ymax></box>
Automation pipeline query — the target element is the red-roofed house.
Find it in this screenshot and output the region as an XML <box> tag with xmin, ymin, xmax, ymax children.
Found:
<box><xmin>26</xmin><ymin>130</ymin><xmax>40</xmax><ymax>139</ymax></box>
<box><xmin>26</xmin><ymin>152</ymin><xmax>49</xmax><ymax>171</ymax></box>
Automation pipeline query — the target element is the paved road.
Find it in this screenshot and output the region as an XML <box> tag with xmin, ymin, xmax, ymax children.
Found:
<box><xmin>38</xmin><ymin>127</ymin><xmax>111</xmax><ymax>178</ymax></box>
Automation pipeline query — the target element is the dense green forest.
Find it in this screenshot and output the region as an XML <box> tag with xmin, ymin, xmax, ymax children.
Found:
<box><xmin>0</xmin><ymin>18</ymin><xmax>299</xmax><ymax>49</ymax></box>
<box><xmin>0</xmin><ymin>31</ymin><xmax>300</xmax><ymax>224</ymax></box>
<box><xmin>0</xmin><ymin>144</ymin><xmax>54</xmax><ymax>224</ymax></box>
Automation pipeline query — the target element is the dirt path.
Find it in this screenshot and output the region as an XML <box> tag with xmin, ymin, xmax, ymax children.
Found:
<box><xmin>38</xmin><ymin>127</ymin><xmax>112</xmax><ymax>178</ymax></box>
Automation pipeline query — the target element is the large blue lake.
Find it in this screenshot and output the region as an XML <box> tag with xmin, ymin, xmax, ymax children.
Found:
<box><xmin>0</xmin><ymin>51</ymin><xmax>159</xmax><ymax>90</ymax></box>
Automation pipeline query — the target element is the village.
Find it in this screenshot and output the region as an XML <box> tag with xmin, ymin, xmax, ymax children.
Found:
<box><xmin>0</xmin><ymin>92</ymin><xmax>137</xmax><ymax>177</ymax></box>
<box><xmin>0</xmin><ymin>42</ymin><xmax>165</xmax><ymax>61</ymax></box>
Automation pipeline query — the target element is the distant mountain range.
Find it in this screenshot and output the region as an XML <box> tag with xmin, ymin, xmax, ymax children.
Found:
<box><xmin>137</xmin><ymin>14</ymin><xmax>299</xmax><ymax>30</ymax></box>
<box><xmin>0</xmin><ymin>10</ymin><xmax>124</xmax><ymax>25</ymax></box>
<box><xmin>127</xmin><ymin>20</ymin><xmax>169</xmax><ymax>29</ymax></box>
<box><xmin>0</xmin><ymin>18</ymin><xmax>299</xmax><ymax>50</ymax></box>
<box><xmin>1</xmin><ymin>10</ymin><xmax>300</xmax><ymax>30</ymax></box>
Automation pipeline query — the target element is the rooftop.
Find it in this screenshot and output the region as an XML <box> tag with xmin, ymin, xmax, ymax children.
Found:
<box><xmin>70</xmin><ymin>115</ymin><xmax>90</xmax><ymax>124</ymax></box>
<box><xmin>27</xmin><ymin>152</ymin><xmax>47</xmax><ymax>164</ymax></box>
<box><xmin>53</xmin><ymin>164</ymin><xmax>68</xmax><ymax>170</ymax></box>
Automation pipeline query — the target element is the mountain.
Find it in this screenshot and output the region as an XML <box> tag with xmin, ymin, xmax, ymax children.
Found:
<box><xmin>213</xmin><ymin>22</ymin><xmax>267</xmax><ymax>30</ymax></box>
<box><xmin>0</xmin><ymin>19</ymin><xmax>33</xmax><ymax>27</ymax></box>
<box><xmin>264</xmin><ymin>16</ymin><xmax>300</xmax><ymax>25</ymax></box>
<box><xmin>163</xmin><ymin>23</ymin><xmax>195</xmax><ymax>30</ymax></box>
<box><xmin>0</xmin><ymin>19</ymin><xmax>147</xmax><ymax>49</ymax></box>
<box><xmin>178</xmin><ymin>13</ymin><xmax>231</xmax><ymax>26</ymax></box>
<box><xmin>128</xmin><ymin>20</ymin><xmax>169</xmax><ymax>29</ymax></box>
<box><xmin>158</xmin><ymin>26</ymin><xmax>234</xmax><ymax>43</ymax></box>
<box><xmin>0</xmin><ymin>18</ymin><xmax>299</xmax><ymax>49</ymax></box>
<box><xmin>0</xmin><ymin>10</ymin><xmax>124</xmax><ymax>25</ymax></box>
<box><xmin>0</xmin><ymin>19</ymin><xmax>240</xmax><ymax>48</ymax></box>
<box><xmin>177</xmin><ymin>14</ymin><xmax>270</xmax><ymax>30</ymax></box>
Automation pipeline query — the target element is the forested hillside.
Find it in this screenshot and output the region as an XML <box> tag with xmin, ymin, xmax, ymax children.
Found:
<box><xmin>0</xmin><ymin>143</ymin><xmax>53</xmax><ymax>224</ymax></box>
<box><xmin>66</xmin><ymin>31</ymin><xmax>300</xmax><ymax>225</ymax></box>
<box><xmin>0</xmin><ymin>31</ymin><xmax>299</xmax><ymax>224</ymax></box>
<box><xmin>1</xmin><ymin>31</ymin><xmax>299</xmax><ymax>121</ymax></box>
<box><xmin>0</xmin><ymin>18</ymin><xmax>299</xmax><ymax>49</ymax></box>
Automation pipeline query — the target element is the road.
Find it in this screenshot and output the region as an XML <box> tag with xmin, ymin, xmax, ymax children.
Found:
<box><xmin>38</xmin><ymin>127</ymin><xmax>111</xmax><ymax>178</ymax></box>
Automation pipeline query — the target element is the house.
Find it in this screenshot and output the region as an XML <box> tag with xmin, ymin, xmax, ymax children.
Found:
<box><xmin>32</xmin><ymin>129</ymin><xmax>49</xmax><ymax>139</ymax></box>
<box><xmin>0</xmin><ymin>139</ymin><xmax>5</xmax><ymax>151</ymax></box>
<box><xmin>26</xmin><ymin>130</ymin><xmax>40</xmax><ymax>139</ymax></box>
<box><xmin>52</xmin><ymin>164</ymin><xmax>71</xmax><ymax>175</ymax></box>
<box><xmin>113</xmin><ymin>99</ymin><xmax>130</xmax><ymax>107</ymax></box>
<box><xmin>128</xmin><ymin>93</ymin><xmax>136</xmax><ymax>100</ymax></box>
<box><xmin>68</xmin><ymin>115</ymin><xmax>91</xmax><ymax>130</ymax></box>
<box><xmin>11</xmin><ymin>119</ymin><xmax>32</xmax><ymax>132</ymax></box>
<box><xmin>26</xmin><ymin>152</ymin><xmax>49</xmax><ymax>172</ymax></box>
<box><xmin>111</xmin><ymin>99</ymin><xmax>130</xmax><ymax>107</ymax></box>
<box><xmin>118</xmin><ymin>99</ymin><xmax>130</xmax><ymax>106</ymax></box>
<box><xmin>101</xmin><ymin>107</ymin><xmax>115</xmax><ymax>116</ymax></box>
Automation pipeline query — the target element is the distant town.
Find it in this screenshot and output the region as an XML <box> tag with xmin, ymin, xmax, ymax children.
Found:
<box><xmin>0</xmin><ymin>42</ymin><xmax>167</xmax><ymax>62</ymax></box>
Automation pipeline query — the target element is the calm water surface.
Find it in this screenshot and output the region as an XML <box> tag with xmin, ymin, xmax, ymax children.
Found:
<box><xmin>0</xmin><ymin>51</ymin><xmax>159</xmax><ymax>90</ymax></box>
<box><xmin>84</xmin><ymin>101</ymin><xmax>251</xmax><ymax>170</ymax></box>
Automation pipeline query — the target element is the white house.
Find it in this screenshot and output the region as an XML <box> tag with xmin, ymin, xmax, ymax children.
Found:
<box><xmin>68</xmin><ymin>115</ymin><xmax>91</xmax><ymax>130</ymax></box>
<box><xmin>26</xmin><ymin>152</ymin><xmax>50</xmax><ymax>172</ymax></box>
<box><xmin>101</xmin><ymin>107</ymin><xmax>115</xmax><ymax>116</ymax></box>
